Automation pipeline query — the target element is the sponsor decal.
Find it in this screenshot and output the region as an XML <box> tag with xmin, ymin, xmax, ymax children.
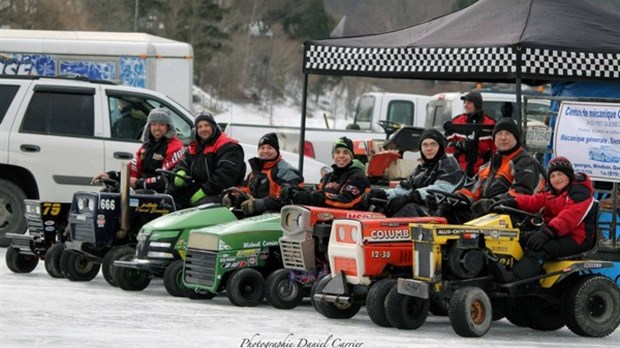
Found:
<box><xmin>44</xmin><ymin>220</ymin><xmax>55</xmax><ymax>226</ymax></box>
<box><xmin>316</xmin><ymin>212</ymin><xmax>334</xmax><ymax>220</ymax></box>
<box><xmin>152</xmin><ymin>153</ymin><xmax>164</xmax><ymax>161</ymax></box>
<box><xmin>129</xmin><ymin>198</ymin><xmax>139</xmax><ymax>207</ymax></box>
<box><xmin>135</xmin><ymin>202</ymin><xmax>170</xmax><ymax>214</ymax></box>
<box><xmin>248</xmin><ymin>256</ymin><xmax>257</xmax><ymax>265</ymax></box>
<box><xmin>583</xmin><ymin>263</ymin><xmax>603</xmax><ymax>268</ymax></box>
<box><xmin>369</xmin><ymin>228</ymin><xmax>410</xmax><ymax>241</ymax></box>
<box><xmin>243</xmin><ymin>240</ymin><xmax>279</xmax><ymax>248</ymax></box>
<box><xmin>219</xmin><ymin>240</ymin><xmax>231</xmax><ymax>250</ymax></box>
<box><xmin>96</xmin><ymin>214</ymin><xmax>106</xmax><ymax>227</ymax></box>
<box><xmin>44</xmin><ymin>226</ymin><xmax>56</xmax><ymax>232</ymax></box>
<box><xmin>346</xmin><ymin>212</ymin><xmax>376</xmax><ymax>218</ymax></box>
<box><xmin>237</xmin><ymin>249</ymin><xmax>260</xmax><ymax>257</ymax></box>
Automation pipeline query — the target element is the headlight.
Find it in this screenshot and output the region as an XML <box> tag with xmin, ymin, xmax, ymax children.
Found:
<box><xmin>333</xmin><ymin>220</ymin><xmax>361</xmax><ymax>244</ymax></box>
<box><xmin>280</xmin><ymin>206</ymin><xmax>310</xmax><ymax>235</ymax></box>
<box><xmin>350</xmin><ymin>226</ymin><xmax>358</xmax><ymax>243</ymax></box>
<box><xmin>74</xmin><ymin>195</ymin><xmax>96</xmax><ymax>213</ymax></box>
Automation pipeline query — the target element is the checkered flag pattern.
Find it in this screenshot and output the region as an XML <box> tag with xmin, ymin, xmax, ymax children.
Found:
<box><xmin>304</xmin><ymin>44</ymin><xmax>620</xmax><ymax>81</ymax></box>
<box><xmin>522</xmin><ymin>48</ymin><xmax>620</xmax><ymax>79</ymax></box>
<box><xmin>304</xmin><ymin>45</ymin><xmax>515</xmax><ymax>76</ymax></box>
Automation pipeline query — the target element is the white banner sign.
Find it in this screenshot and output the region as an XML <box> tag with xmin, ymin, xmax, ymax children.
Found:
<box><xmin>554</xmin><ymin>101</ymin><xmax>620</xmax><ymax>182</ymax></box>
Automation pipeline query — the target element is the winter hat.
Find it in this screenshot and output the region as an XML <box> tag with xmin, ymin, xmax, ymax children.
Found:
<box><xmin>492</xmin><ymin>118</ymin><xmax>522</xmax><ymax>145</ymax></box>
<box><xmin>143</xmin><ymin>107</ymin><xmax>176</xmax><ymax>142</ymax></box>
<box><xmin>332</xmin><ymin>136</ymin><xmax>354</xmax><ymax>157</ymax></box>
<box><xmin>461</xmin><ymin>91</ymin><xmax>483</xmax><ymax>112</ymax></box>
<box><xmin>547</xmin><ymin>156</ymin><xmax>575</xmax><ymax>182</ymax></box>
<box><xmin>418</xmin><ymin>128</ymin><xmax>446</xmax><ymax>162</ymax></box>
<box><xmin>417</xmin><ymin>128</ymin><xmax>446</xmax><ymax>149</ymax></box>
<box><xmin>258</xmin><ymin>132</ymin><xmax>280</xmax><ymax>153</ymax></box>
<box><xmin>193</xmin><ymin>111</ymin><xmax>221</xmax><ymax>143</ymax></box>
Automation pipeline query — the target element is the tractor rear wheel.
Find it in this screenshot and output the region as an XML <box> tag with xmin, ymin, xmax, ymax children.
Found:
<box><xmin>385</xmin><ymin>284</ymin><xmax>429</xmax><ymax>329</ymax></box>
<box><xmin>226</xmin><ymin>268</ymin><xmax>265</xmax><ymax>307</ymax></box>
<box><xmin>5</xmin><ymin>246</ymin><xmax>38</xmax><ymax>273</ymax></box>
<box><xmin>366</xmin><ymin>278</ymin><xmax>396</xmax><ymax>327</ymax></box>
<box><xmin>563</xmin><ymin>275</ymin><xmax>620</xmax><ymax>337</ymax></box>
<box><xmin>44</xmin><ymin>242</ymin><xmax>65</xmax><ymax>278</ymax></box>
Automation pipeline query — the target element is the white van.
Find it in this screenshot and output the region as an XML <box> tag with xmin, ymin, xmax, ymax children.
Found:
<box><xmin>424</xmin><ymin>91</ymin><xmax>551</xmax><ymax>150</ymax></box>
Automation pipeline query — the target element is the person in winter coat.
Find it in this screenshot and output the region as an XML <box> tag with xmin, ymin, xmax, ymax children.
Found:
<box><xmin>492</xmin><ymin>156</ymin><xmax>596</xmax><ymax>282</ymax></box>
<box><xmin>369</xmin><ymin>129</ymin><xmax>466</xmax><ymax>217</ymax></box>
<box><xmin>444</xmin><ymin>91</ymin><xmax>496</xmax><ymax>177</ymax></box>
<box><xmin>281</xmin><ymin>136</ymin><xmax>371</xmax><ymax>210</ymax></box>
<box><xmin>92</xmin><ymin>107</ymin><xmax>185</xmax><ymax>193</ymax></box>
<box><xmin>436</xmin><ymin>118</ymin><xmax>546</xmax><ymax>223</ymax></box>
<box><xmin>172</xmin><ymin>112</ymin><xmax>246</xmax><ymax>207</ymax></box>
<box><xmin>222</xmin><ymin>132</ymin><xmax>304</xmax><ymax>216</ymax></box>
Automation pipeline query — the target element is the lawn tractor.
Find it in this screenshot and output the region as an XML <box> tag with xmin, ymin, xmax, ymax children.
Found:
<box><xmin>180</xmin><ymin>213</ymin><xmax>283</xmax><ymax>306</ymax></box>
<box><xmin>266</xmin><ymin>205</ymin><xmax>385</xmax><ymax>310</ymax></box>
<box><xmin>5</xmin><ymin>200</ymin><xmax>71</xmax><ymax>277</ymax></box>
<box><xmin>390</xmin><ymin>193</ymin><xmax>619</xmax><ymax>338</ymax></box>
<box><xmin>61</xmin><ymin>169</ymin><xmax>175</xmax><ymax>285</ymax></box>
<box><xmin>311</xmin><ymin>215</ymin><xmax>447</xmax><ymax>325</ymax></box>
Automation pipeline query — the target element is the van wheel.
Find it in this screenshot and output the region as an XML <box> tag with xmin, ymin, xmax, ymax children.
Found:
<box><xmin>226</xmin><ymin>268</ymin><xmax>265</xmax><ymax>307</ymax></box>
<box><xmin>366</xmin><ymin>278</ymin><xmax>396</xmax><ymax>327</ymax></box>
<box><xmin>5</xmin><ymin>246</ymin><xmax>38</xmax><ymax>273</ymax></box>
<box><xmin>0</xmin><ymin>179</ymin><xmax>27</xmax><ymax>247</ymax></box>
<box><xmin>44</xmin><ymin>242</ymin><xmax>65</xmax><ymax>278</ymax></box>
<box><xmin>563</xmin><ymin>275</ymin><xmax>620</xmax><ymax>337</ymax></box>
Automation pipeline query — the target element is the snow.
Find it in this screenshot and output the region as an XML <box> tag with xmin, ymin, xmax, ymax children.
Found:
<box><xmin>1</xmin><ymin>248</ymin><xmax>618</xmax><ymax>348</ymax></box>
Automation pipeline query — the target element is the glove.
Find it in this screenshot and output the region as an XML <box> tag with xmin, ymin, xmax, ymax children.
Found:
<box><xmin>134</xmin><ymin>178</ymin><xmax>146</xmax><ymax>190</ymax></box>
<box><xmin>292</xmin><ymin>190</ymin><xmax>312</xmax><ymax>205</ymax></box>
<box><xmin>240</xmin><ymin>198</ymin><xmax>265</xmax><ymax>215</ymax></box>
<box><xmin>174</xmin><ymin>170</ymin><xmax>188</xmax><ymax>187</ymax></box>
<box><xmin>409</xmin><ymin>190</ymin><xmax>423</xmax><ymax>204</ymax></box>
<box><xmin>455</xmin><ymin>139</ymin><xmax>473</xmax><ymax>152</ymax></box>
<box><xmin>425</xmin><ymin>194</ymin><xmax>439</xmax><ymax>212</ymax></box>
<box><xmin>526</xmin><ymin>226</ymin><xmax>556</xmax><ymax>251</ymax></box>
<box><xmin>222</xmin><ymin>193</ymin><xmax>233</xmax><ymax>207</ymax></box>
<box><xmin>490</xmin><ymin>197</ymin><xmax>518</xmax><ymax>212</ymax></box>
<box><xmin>190</xmin><ymin>188</ymin><xmax>207</xmax><ymax>205</ymax></box>
<box><xmin>387</xmin><ymin>194</ymin><xmax>412</xmax><ymax>216</ymax></box>
<box><xmin>471</xmin><ymin>198</ymin><xmax>494</xmax><ymax>217</ymax></box>
<box><xmin>280</xmin><ymin>185</ymin><xmax>304</xmax><ymax>205</ymax></box>
<box><xmin>370</xmin><ymin>188</ymin><xmax>388</xmax><ymax>200</ymax></box>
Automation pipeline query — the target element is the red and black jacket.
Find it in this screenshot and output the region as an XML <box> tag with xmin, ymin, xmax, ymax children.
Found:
<box><xmin>129</xmin><ymin>137</ymin><xmax>185</xmax><ymax>192</ymax></box>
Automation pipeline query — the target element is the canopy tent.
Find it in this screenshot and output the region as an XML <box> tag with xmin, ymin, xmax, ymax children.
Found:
<box><xmin>296</xmin><ymin>0</ymin><xmax>620</xmax><ymax>172</ymax></box>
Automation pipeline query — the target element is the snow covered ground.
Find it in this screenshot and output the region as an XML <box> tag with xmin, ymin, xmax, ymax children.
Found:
<box><xmin>1</xmin><ymin>248</ymin><xmax>618</xmax><ymax>348</ymax></box>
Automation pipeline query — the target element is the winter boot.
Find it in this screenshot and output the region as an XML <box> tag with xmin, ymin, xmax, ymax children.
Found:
<box><xmin>493</xmin><ymin>251</ymin><xmax>545</xmax><ymax>283</ymax></box>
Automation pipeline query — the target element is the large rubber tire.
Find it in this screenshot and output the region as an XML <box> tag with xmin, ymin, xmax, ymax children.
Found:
<box><xmin>310</xmin><ymin>275</ymin><xmax>331</xmax><ymax>316</ymax></box>
<box><xmin>265</xmin><ymin>269</ymin><xmax>304</xmax><ymax>310</ymax></box>
<box><xmin>366</xmin><ymin>278</ymin><xmax>396</xmax><ymax>327</ymax></box>
<box><xmin>503</xmin><ymin>297</ymin><xmax>531</xmax><ymax>327</ymax></box>
<box><xmin>0</xmin><ymin>179</ymin><xmax>27</xmax><ymax>247</ymax></box>
<box><xmin>525</xmin><ymin>295</ymin><xmax>564</xmax><ymax>331</ymax></box>
<box><xmin>164</xmin><ymin>260</ymin><xmax>187</xmax><ymax>297</ymax></box>
<box><xmin>448</xmin><ymin>287</ymin><xmax>492</xmax><ymax>338</ymax></box>
<box><xmin>102</xmin><ymin>245</ymin><xmax>135</xmax><ymax>287</ymax></box>
<box><xmin>563</xmin><ymin>275</ymin><xmax>620</xmax><ymax>337</ymax></box>
<box><xmin>60</xmin><ymin>250</ymin><xmax>100</xmax><ymax>281</ymax></box>
<box><xmin>385</xmin><ymin>284</ymin><xmax>429</xmax><ymax>330</ymax></box>
<box><xmin>5</xmin><ymin>246</ymin><xmax>38</xmax><ymax>273</ymax></box>
<box><xmin>311</xmin><ymin>273</ymin><xmax>361</xmax><ymax>319</ymax></box>
<box><xmin>44</xmin><ymin>242</ymin><xmax>65</xmax><ymax>278</ymax></box>
<box><xmin>114</xmin><ymin>254</ymin><xmax>151</xmax><ymax>291</ymax></box>
<box><xmin>226</xmin><ymin>268</ymin><xmax>266</xmax><ymax>307</ymax></box>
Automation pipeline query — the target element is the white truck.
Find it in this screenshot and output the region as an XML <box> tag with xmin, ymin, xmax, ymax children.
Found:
<box><xmin>0</xmin><ymin>29</ymin><xmax>194</xmax><ymax>110</ymax></box>
<box><xmin>0</xmin><ymin>75</ymin><xmax>328</xmax><ymax>246</ymax></box>
<box><xmin>223</xmin><ymin>92</ymin><xmax>431</xmax><ymax>164</ymax></box>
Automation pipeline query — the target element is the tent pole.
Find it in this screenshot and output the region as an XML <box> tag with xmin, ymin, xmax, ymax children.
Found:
<box><xmin>298</xmin><ymin>73</ymin><xmax>309</xmax><ymax>174</ymax></box>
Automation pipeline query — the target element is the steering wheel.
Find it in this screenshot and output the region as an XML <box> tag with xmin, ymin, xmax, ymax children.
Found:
<box><xmin>491</xmin><ymin>204</ymin><xmax>544</xmax><ymax>229</ymax></box>
<box><xmin>426</xmin><ymin>189</ymin><xmax>470</xmax><ymax>208</ymax></box>
<box><xmin>377</xmin><ymin>120</ymin><xmax>402</xmax><ymax>138</ymax></box>
<box><xmin>155</xmin><ymin>169</ymin><xmax>194</xmax><ymax>188</ymax></box>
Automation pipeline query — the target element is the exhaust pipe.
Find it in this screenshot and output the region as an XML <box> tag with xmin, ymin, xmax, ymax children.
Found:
<box><xmin>116</xmin><ymin>162</ymin><xmax>130</xmax><ymax>240</ymax></box>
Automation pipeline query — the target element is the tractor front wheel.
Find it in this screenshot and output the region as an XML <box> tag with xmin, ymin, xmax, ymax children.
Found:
<box><xmin>60</xmin><ymin>250</ymin><xmax>100</xmax><ymax>281</ymax></box>
<box><xmin>5</xmin><ymin>246</ymin><xmax>38</xmax><ymax>273</ymax></box>
<box><xmin>265</xmin><ymin>269</ymin><xmax>304</xmax><ymax>310</ymax></box>
<box><xmin>449</xmin><ymin>287</ymin><xmax>492</xmax><ymax>337</ymax></box>
<box><xmin>102</xmin><ymin>245</ymin><xmax>135</xmax><ymax>286</ymax></box>
<box><xmin>44</xmin><ymin>242</ymin><xmax>65</xmax><ymax>278</ymax></box>
<box><xmin>114</xmin><ymin>254</ymin><xmax>151</xmax><ymax>291</ymax></box>
<box><xmin>385</xmin><ymin>284</ymin><xmax>429</xmax><ymax>329</ymax></box>
<box><xmin>226</xmin><ymin>268</ymin><xmax>265</xmax><ymax>307</ymax></box>
<box><xmin>366</xmin><ymin>278</ymin><xmax>396</xmax><ymax>327</ymax></box>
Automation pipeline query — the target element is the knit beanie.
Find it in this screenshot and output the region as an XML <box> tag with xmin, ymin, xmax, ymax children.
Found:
<box><xmin>492</xmin><ymin>118</ymin><xmax>522</xmax><ymax>145</ymax></box>
<box><xmin>332</xmin><ymin>136</ymin><xmax>354</xmax><ymax>157</ymax></box>
<box><xmin>258</xmin><ymin>132</ymin><xmax>280</xmax><ymax>153</ymax></box>
<box><xmin>418</xmin><ymin>128</ymin><xmax>446</xmax><ymax>162</ymax></box>
<box><xmin>143</xmin><ymin>107</ymin><xmax>176</xmax><ymax>142</ymax></box>
<box><xmin>193</xmin><ymin>111</ymin><xmax>221</xmax><ymax>143</ymax></box>
<box><xmin>547</xmin><ymin>156</ymin><xmax>575</xmax><ymax>182</ymax></box>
